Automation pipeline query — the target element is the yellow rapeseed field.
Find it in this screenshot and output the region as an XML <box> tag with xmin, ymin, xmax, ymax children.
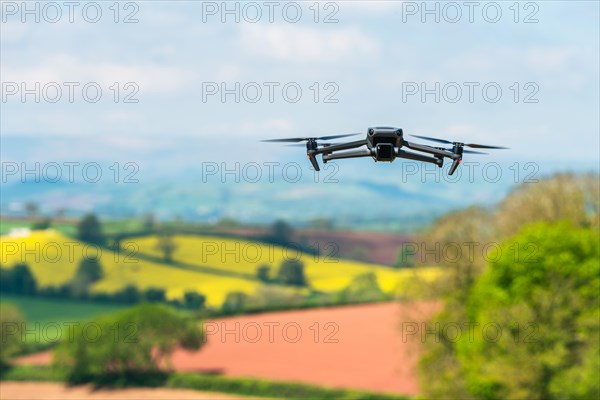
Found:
<box><xmin>135</xmin><ymin>235</ymin><xmax>442</xmax><ymax>293</ymax></box>
<box><xmin>1</xmin><ymin>231</ymin><xmax>441</xmax><ymax>306</ymax></box>
<box><xmin>0</xmin><ymin>230</ymin><xmax>259</xmax><ymax>306</ymax></box>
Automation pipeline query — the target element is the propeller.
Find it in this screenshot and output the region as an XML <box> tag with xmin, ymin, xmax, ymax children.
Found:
<box><xmin>410</xmin><ymin>134</ymin><xmax>509</xmax><ymax>150</ymax></box>
<box><xmin>285</xmin><ymin>143</ymin><xmax>335</xmax><ymax>148</ymax></box>
<box><xmin>261</xmin><ymin>133</ymin><xmax>360</xmax><ymax>143</ymax></box>
<box><xmin>433</xmin><ymin>146</ymin><xmax>488</xmax><ymax>155</ymax></box>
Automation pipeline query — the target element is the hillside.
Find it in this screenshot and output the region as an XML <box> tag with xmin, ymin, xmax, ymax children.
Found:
<box><xmin>1</xmin><ymin>230</ymin><xmax>441</xmax><ymax>307</ymax></box>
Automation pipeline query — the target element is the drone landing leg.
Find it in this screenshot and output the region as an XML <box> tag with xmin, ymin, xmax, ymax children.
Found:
<box><xmin>307</xmin><ymin>152</ymin><xmax>320</xmax><ymax>171</ymax></box>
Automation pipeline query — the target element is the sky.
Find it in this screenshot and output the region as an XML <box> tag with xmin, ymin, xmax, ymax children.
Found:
<box><xmin>1</xmin><ymin>1</ymin><xmax>599</xmax><ymax>169</ymax></box>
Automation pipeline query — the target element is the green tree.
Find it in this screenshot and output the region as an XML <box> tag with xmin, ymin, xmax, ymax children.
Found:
<box><xmin>77</xmin><ymin>213</ymin><xmax>105</xmax><ymax>245</ymax></box>
<box><xmin>53</xmin><ymin>304</ymin><xmax>204</xmax><ymax>383</ymax></box>
<box><xmin>115</xmin><ymin>285</ymin><xmax>141</xmax><ymax>304</ymax></box>
<box><xmin>142</xmin><ymin>213</ymin><xmax>156</xmax><ymax>231</ymax></box>
<box><xmin>0</xmin><ymin>303</ymin><xmax>25</xmax><ymax>367</ymax></box>
<box><xmin>419</xmin><ymin>222</ymin><xmax>599</xmax><ymax>399</ymax></box>
<box><xmin>25</xmin><ymin>202</ymin><xmax>38</xmax><ymax>218</ymax></box>
<box><xmin>395</xmin><ymin>245</ymin><xmax>416</xmax><ymax>268</ymax></box>
<box><xmin>414</xmin><ymin>173</ymin><xmax>600</xmax><ymax>399</ymax></box>
<box><xmin>70</xmin><ymin>256</ymin><xmax>103</xmax><ymax>297</ymax></box>
<box><xmin>459</xmin><ymin>222</ymin><xmax>599</xmax><ymax>399</ymax></box>
<box><xmin>144</xmin><ymin>287</ymin><xmax>166</xmax><ymax>303</ymax></box>
<box><xmin>76</xmin><ymin>256</ymin><xmax>104</xmax><ymax>283</ymax></box>
<box><xmin>221</xmin><ymin>291</ymin><xmax>249</xmax><ymax>314</ymax></box>
<box><xmin>494</xmin><ymin>173</ymin><xmax>588</xmax><ymax>238</ymax></box>
<box><xmin>31</xmin><ymin>217</ymin><xmax>52</xmax><ymax>230</ymax></box>
<box><xmin>155</xmin><ymin>234</ymin><xmax>177</xmax><ymax>263</ymax></box>
<box><xmin>10</xmin><ymin>263</ymin><xmax>37</xmax><ymax>295</ymax></box>
<box><xmin>183</xmin><ymin>291</ymin><xmax>206</xmax><ymax>310</ymax></box>
<box><xmin>276</xmin><ymin>259</ymin><xmax>307</xmax><ymax>286</ymax></box>
<box><xmin>256</xmin><ymin>264</ymin><xmax>271</xmax><ymax>282</ymax></box>
<box><xmin>338</xmin><ymin>272</ymin><xmax>384</xmax><ymax>303</ymax></box>
<box><xmin>271</xmin><ymin>220</ymin><xmax>293</xmax><ymax>245</ymax></box>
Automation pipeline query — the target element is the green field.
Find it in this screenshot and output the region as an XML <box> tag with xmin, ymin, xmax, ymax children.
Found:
<box><xmin>0</xmin><ymin>294</ymin><xmax>126</xmax><ymax>325</ymax></box>
<box><xmin>0</xmin><ymin>218</ymin><xmax>145</xmax><ymax>237</ymax></box>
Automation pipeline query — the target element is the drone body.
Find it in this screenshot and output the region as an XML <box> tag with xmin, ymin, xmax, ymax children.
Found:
<box><xmin>262</xmin><ymin>127</ymin><xmax>507</xmax><ymax>175</ymax></box>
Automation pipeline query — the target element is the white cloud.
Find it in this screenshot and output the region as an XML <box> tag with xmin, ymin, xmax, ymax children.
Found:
<box><xmin>340</xmin><ymin>0</ymin><xmax>405</xmax><ymax>14</ymax></box>
<box><xmin>239</xmin><ymin>25</ymin><xmax>379</xmax><ymax>62</ymax></box>
<box><xmin>235</xmin><ymin>118</ymin><xmax>295</xmax><ymax>135</ymax></box>
<box><xmin>2</xmin><ymin>54</ymin><xmax>197</xmax><ymax>94</ymax></box>
<box><xmin>0</xmin><ymin>22</ymin><xmax>29</xmax><ymax>43</ymax></box>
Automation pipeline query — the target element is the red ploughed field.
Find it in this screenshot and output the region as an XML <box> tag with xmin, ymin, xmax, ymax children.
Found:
<box><xmin>16</xmin><ymin>301</ymin><xmax>439</xmax><ymax>396</ymax></box>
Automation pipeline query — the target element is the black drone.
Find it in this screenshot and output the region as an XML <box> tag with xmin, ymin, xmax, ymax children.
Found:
<box><xmin>262</xmin><ymin>127</ymin><xmax>508</xmax><ymax>175</ymax></box>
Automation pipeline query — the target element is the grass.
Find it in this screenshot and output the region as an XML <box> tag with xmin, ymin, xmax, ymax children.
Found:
<box><xmin>0</xmin><ymin>294</ymin><xmax>126</xmax><ymax>326</ymax></box>
<box><xmin>1</xmin><ymin>365</ymin><xmax>410</xmax><ymax>400</ymax></box>
<box><xmin>0</xmin><ymin>294</ymin><xmax>128</xmax><ymax>353</ymax></box>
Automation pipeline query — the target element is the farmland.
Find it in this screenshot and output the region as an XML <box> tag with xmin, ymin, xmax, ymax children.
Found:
<box><xmin>135</xmin><ymin>234</ymin><xmax>441</xmax><ymax>293</ymax></box>
<box><xmin>14</xmin><ymin>301</ymin><xmax>439</xmax><ymax>396</ymax></box>
<box><xmin>1</xmin><ymin>230</ymin><xmax>441</xmax><ymax>307</ymax></box>
<box><xmin>0</xmin><ymin>295</ymin><xmax>125</xmax><ymax>326</ymax></box>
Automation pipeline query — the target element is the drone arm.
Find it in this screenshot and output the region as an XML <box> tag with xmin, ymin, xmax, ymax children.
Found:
<box><xmin>313</xmin><ymin>140</ymin><xmax>367</xmax><ymax>155</ymax></box>
<box><xmin>322</xmin><ymin>148</ymin><xmax>373</xmax><ymax>162</ymax></box>
<box><xmin>403</xmin><ymin>141</ymin><xmax>458</xmax><ymax>159</ymax></box>
<box><xmin>397</xmin><ymin>150</ymin><xmax>443</xmax><ymax>167</ymax></box>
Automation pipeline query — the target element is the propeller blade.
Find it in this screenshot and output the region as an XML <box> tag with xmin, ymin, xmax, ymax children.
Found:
<box><xmin>410</xmin><ymin>135</ymin><xmax>452</xmax><ymax>144</ymax></box>
<box><xmin>410</xmin><ymin>135</ymin><xmax>509</xmax><ymax>150</ymax></box>
<box><xmin>465</xmin><ymin>143</ymin><xmax>509</xmax><ymax>149</ymax></box>
<box><xmin>317</xmin><ymin>133</ymin><xmax>360</xmax><ymax>140</ymax></box>
<box><xmin>285</xmin><ymin>143</ymin><xmax>334</xmax><ymax>147</ymax></box>
<box><xmin>261</xmin><ymin>137</ymin><xmax>307</xmax><ymax>143</ymax></box>
<box><xmin>262</xmin><ymin>133</ymin><xmax>360</xmax><ymax>143</ymax></box>
<box><xmin>463</xmin><ymin>150</ymin><xmax>488</xmax><ymax>155</ymax></box>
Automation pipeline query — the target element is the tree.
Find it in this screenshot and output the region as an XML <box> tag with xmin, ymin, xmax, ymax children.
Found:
<box><xmin>419</xmin><ymin>222</ymin><xmax>600</xmax><ymax>399</ymax></box>
<box><xmin>460</xmin><ymin>222</ymin><xmax>599</xmax><ymax>399</ymax></box>
<box><xmin>142</xmin><ymin>213</ymin><xmax>156</xmax><ymax>231</ymax></box>
<box><xmin>115</xmin><ymin>285</ymin><xmax>141</xmax><ymax>304</ymax></box>
<box><xmin>395</xmin><ymin>245</ymin><xmax>416</xmax><ymax>268</ymax></box>
<box><xmin>77</xmin><ymin>213</ymin><xmax>105</xmax><ymax>246</ymax></box>
<box><xmin>271</xmin><ymin>220</ymin><xmax>293</xmax><ymax>245</ymax></box>
<box><xmin>221</xmin><ymin>292</ymin><xmax>249</xmax><ymax>314</ymax></box>
<box><xmin>10</xmin><ymin>263</ymin><xmax>37</xmax><ymax>295</ymax></box>
<box><xmin>338</xmin><ymin>272</ymin><xmax>384</xmax><ymax>303</ymax></box>
<box><xmin>70</xmin><ymin>256</ymin><xmax>103</xmax><ymax>297</ymax></box>
<box><xmin>75</xmin><ymin>256</ymin><xmax>104</xmax><ymax>284</ymax></box>
<box><xmin>53</xmin><ymin>304</ymin><xmax>204</xmax><ymax>383</ymax></box>
<box><xmin>155</xmin><ymin>234</ymin><xmax>177</xmax><ymax>263</ymax></box>
<box><xmin>495</xmin><ymin>173</ymin><xmax>588</xmax><ymax>238</ymax></box>
<box><xmin>183</xmin><ymin>291</ymin><xmax>206</xmax><ymax>310</ymax></box>
<box><xmin>144</xmin><ymin>287</ymin><xmax>166</xmax><ymax>303</ymax></box>
<box><xmin>31</xmin><ymin>218</ymin><xmax>52</xmax><ymax>230</ymax></box>
<box><xmin>414</xmin><ymin>173</ymin><xmax>600</xmax><ymax>399</ymax></box>
<box><xmin>0</xmin><ymin>303</ymin><xmax>25</xmax><ymax>367</ymax></box>
<box><xmin>25</xmin><ymin>202</ymin><xmax>38</xmax><ymax>218</ymax></box>
<box><xmin>276</xmin><ymin>259</ymin><xmax>307</xmax><ymax>286</ymax></box>
<box><xmin>256</xmin><ymin>264</ymin><xmax>271</xmax><ymax>282</ymax></box>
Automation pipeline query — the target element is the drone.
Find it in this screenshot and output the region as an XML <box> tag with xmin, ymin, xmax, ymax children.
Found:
<box><xmin>262</xmin><ymin>127</ymin><xmax>508</xmax><ymax>175</ymax></box>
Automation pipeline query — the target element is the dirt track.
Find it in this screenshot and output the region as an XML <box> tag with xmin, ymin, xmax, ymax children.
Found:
<box><xmin>16</xmin><ymin>302</ymin><xmax>438</xmax><ymax>396</ymax></box>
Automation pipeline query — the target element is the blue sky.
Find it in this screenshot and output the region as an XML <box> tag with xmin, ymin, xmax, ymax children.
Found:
<box><xmin>2</xmin><ymin>1</ymin><xmax>599</xmax><ymax>167</ymax></box>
